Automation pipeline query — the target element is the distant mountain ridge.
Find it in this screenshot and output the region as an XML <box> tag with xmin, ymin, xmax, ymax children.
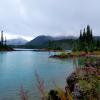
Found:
<box><xmin>25</xmin><ymin>35</ymin><xmax>77</xmax><ymax>49</ymax></box>
<box><xmin>26</xmin><ymin>35</ymin><xmax>77</xmax><ymax>46</ymax></box>
<box><xmin>8</xmin><ymin>35</ymin><xmax>100</xmax><ymax>48</ymax></box>
<box><xmin>26</xmin><ymin>35</ymin><xmax>54</xmax><ymax>46</ymax></box>
<box><xmin>7</xmin><ymin>38</ymin><xmax>28</xmax><ymax>45</ymax></box>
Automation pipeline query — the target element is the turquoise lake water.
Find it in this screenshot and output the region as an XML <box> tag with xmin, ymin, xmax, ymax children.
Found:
<box><xmin>0</xmin><ymin>51</ymin><xmax>74</xmax><ymax>100</ymax></box>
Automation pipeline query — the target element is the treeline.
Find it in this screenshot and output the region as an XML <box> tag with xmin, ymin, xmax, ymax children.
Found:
<box><xmin>46</xmin><ymin>39</ymin><xmax>75</xmax><ymax>50</ymax></box>
<box><xmin>73</xmin><ymin>25</ymin><xmax>100</xmax><ymax>52</ymax></box>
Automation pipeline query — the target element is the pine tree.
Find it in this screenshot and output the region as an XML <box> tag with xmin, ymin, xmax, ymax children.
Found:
<box><xmin>75</xmin><ymin>25</ymin><xmax>96</xmax><ymax>52</ymax></box>
<box><xmin>1</xmin><ymin>30</ymin><xmax>4</xmax><ymax>46</ymax></box>
<box><xmin>78</xmin><ymin>30</ymin><xmax>83</xmax><ymax>51</ymax></box>
<box><xmin>79</xmin><ymin>30</ymin><xmax>83</xmax><ymax>41</ymax></box>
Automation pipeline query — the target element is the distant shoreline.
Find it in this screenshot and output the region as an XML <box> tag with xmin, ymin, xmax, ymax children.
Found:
<box><xmin>14</xmin><ymin>48</ymin><xmax>66</xmax><ymax>52</ymax></box>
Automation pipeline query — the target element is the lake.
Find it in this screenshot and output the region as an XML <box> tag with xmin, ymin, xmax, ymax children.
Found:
<box><xmin>0</xmin><ymin>51</ymin><xmax>74</xmax><ymax>100</ymax></box>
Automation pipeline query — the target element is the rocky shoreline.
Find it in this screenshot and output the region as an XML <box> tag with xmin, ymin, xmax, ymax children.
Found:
<box><xmin>47</xmin><ymin>58</ymin><xmax>100</xmax><ymax>100</ymax></box>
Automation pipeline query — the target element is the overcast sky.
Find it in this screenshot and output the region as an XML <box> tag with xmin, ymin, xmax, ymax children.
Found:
<box><xmin>0</xmin><ymin>0</ymin><xmax>100</xmax><ymax>40</ymax></box>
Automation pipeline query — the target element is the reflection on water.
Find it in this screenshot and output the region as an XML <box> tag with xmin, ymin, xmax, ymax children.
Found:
<box><xmin>0</xmin><ymin>51</ymin><xmax>74</xmax><ymax>100</ymax></box>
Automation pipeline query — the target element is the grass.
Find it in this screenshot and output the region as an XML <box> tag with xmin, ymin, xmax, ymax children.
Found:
<box><xmin>20</xmin><ymin>85</ymin><xmax>28</xmax><ymax>100</ymax></box>
<box><xmin>35</xmin><ymin>71</ymin><xmax>47</xmax><ymax>100</ymax></box>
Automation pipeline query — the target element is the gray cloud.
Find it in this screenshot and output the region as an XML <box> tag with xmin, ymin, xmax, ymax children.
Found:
<box><xmin>0</xmin><ymin>0</ymin><xmax>100</xmax><ymax>40</ymax></box>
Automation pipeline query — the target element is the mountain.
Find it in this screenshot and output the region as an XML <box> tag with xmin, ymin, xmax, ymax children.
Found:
<box><xmin>25</xmin><ymin>35</ymin><xmax>77</xmax><ymax>49</ymax></box>
<box><xmin>26</xmin><ymin>35</ymin><xmax>77</xmax><ymax>45</ymax></box>
<box><xmin>26</xmin><ymin>35</ymin><xmax>54</xmax><ymax>46</ymax></box>
<box><xmin>7</xmin><ymin>38</ymin><xmax>28</xmax><ymax>45</ymax></box>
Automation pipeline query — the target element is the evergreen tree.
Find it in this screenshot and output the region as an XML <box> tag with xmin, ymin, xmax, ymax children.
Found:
<box><xmin>74</xmin><ymin>25</ymin><xmax>99</xmax><ymax>52</ymax></box>
<box><xmin>86</xmin><ymin>25</ymin><xmax>91</xmax><ymax>38</ymax></box>
<box><xmin>78</xmin><ymin>30</ymin><xmax>84</xmax><ymax>51</ymax></box>
<box><xmin>1</xmin><ymin>30</ymin><xmax>4</xmax><ymax>45</ymax></box>
<box><xmin>79</xmin><ymin>30</ymin><xmax>83</xmax><ymax>41</ymax></box>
